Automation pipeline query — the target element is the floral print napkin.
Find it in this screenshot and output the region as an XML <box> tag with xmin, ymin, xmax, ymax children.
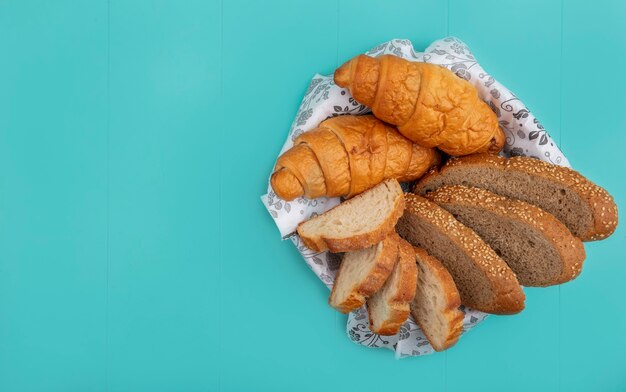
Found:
<box><xmin>261</xmin><ymin>37</ymin><xmax>569</xmax><ymax>358</ymax></box>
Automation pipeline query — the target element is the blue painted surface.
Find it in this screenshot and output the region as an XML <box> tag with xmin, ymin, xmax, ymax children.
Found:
<box><xmin>0</xmin><ymin>1</ymin><xmax>625</xmax><ymax>391</ymax></box>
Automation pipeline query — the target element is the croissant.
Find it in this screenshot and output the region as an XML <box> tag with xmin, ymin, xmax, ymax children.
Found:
<box><xmin>271</xmin><ymin>115</ymin><xmax>440</xmax><ymax>200</ymax></box>
<box><xmin>334</xmin><ymin>54</ymin><xmax>505</xmax><ymax>156</ymax></box>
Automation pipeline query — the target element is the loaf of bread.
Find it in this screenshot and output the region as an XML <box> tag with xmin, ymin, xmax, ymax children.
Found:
<box><xmin>366</xmin><ymin>237</ymin><xmax>417</xmax><ymax>335</ymax></box>
<box><xmin>410</xmin><ymin>246</ymin><xmax>464</xmax><ymax>351</ymax></box>
<box><xmin>271</xmin><ymin>115</ymin><xmax>440</xmax><ymax>200</ymax></box>
<box><xmin>334</xmin><ymin>54</ymin><xmax>504</xmax><ymax>156</ymax></box>
<box><xmin>329</xmin><ymin>234</ymin><xmax>399</xmax><ymax>314</ymax></box>
<box><xmin>415</xmin><ymin>154</ymin><xmax>618</xmax><ymax>241</ymax></box>
<box><xmin>427</xmin><ymin>186</ymin><xmax>586</xmax><ymax>286</ymax></box>
<box><xmin>396</xmin><ymin>193</ymin><xmax>525</xmax><ymax>314</ymax></box>
<box><xmin>297</xmin><ymin>179</ymin><xmax>405</xmax><ymax>252</ymax></box>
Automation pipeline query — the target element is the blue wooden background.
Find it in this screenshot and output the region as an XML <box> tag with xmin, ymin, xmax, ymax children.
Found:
<box><xmin>1</xmin><ymin>0</ymin><xmax>625</xmax><ymax>391</ymax></box>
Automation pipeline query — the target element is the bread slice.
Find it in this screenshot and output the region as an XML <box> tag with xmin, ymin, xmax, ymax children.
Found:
<box><xmin>426</xmin><ymin>186</ymin><xmax>586</xmax><ymax>286</ymax></box>
<box><xmin>297</xmin><ymin>179</ymin><xmax>405</xmax><ymax>252</ymax></box>
<box><xmin>366</xmin><ymin>237</ymin><xmax>417</xmax><ymax>335</ymax></box>
<box><xmin>396</xmin><ymin>193</ymin><xmax>525</xmax><ymax>314</ymax></box>
<box><xmin>410</xmin><ymin>247</ymin><xmax>464</xmax><ymax>351</ymax></box>
<box><xmin>329</xmin><ymin>234</ymin><xmax>399</xmax><ymax>313</ymax></box>
<box><xmin>414</xmin><ymin>153</ymin><xmax>617</xmax><ymax>241</ymax></box>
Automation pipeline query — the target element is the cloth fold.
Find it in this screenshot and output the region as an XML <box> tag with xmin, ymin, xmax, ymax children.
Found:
<box><xmin>261</xmin><ymin>37</ymin><xmax>569</xmax><ymax>358</ymax></box>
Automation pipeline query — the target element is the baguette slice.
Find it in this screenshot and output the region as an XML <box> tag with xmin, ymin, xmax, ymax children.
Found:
<box><xmin>396</xmin><ymin>193</ymin><xmax>525</xmax><ymax>314</ymax></box>
<box><xmin>367</xmin><ymin>237</ymin><xmax>418</xmax><ymax>335</ymax></box>
<box><xmin>426</xmin><ymin>186</ymin><xmax>586</xmax><ymax>286</ymax></box>
<box><xmin>329</xmin><ymin>234</ymin><xmax>399</xmax><ymax>313</ymax></box>
<box><xmin>410</xmin><ymin>247</ymin><xmax>464</xmax><ymax>351</ymax></box>
<box><xmin>414</xmin><ymin>154</ymin><xmax>618</xmax><ymax>241</ymax></box>
<box><xmin>297</xmin><ymin>179</ymin><xmax>405</xmax><ymax>252</ymax></box>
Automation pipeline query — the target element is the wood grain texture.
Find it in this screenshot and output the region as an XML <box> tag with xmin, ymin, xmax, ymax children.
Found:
<box><xmin>0</xmin><ymin>0</ymin><xmax>624</xmax><ymax>391</ymax></box>
<box><xmin>220</xmin><ymin>1</ymin><xmax>344</xmax><ymax>391</ymax></box>
<box><xmin>107</xmin><ymin>1</ymin><xmax>220</xmax><ymax>390</ymax></box>
<box><xmin>446</xmin><ymin>1</ymin><xmax>564</xmax><ymax>391</ymax></box>
<box><xmin>560</xmin><ymin>1</ymin><xmax>626</xmax><ymax>391</ymax></box>
<box><xmin>0</xmin><ymin>1</ymin><xmax>108</xmax><ymax>390</ymax></box>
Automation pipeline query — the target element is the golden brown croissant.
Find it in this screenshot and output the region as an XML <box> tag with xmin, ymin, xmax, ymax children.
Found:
<box><xmin>271</xmin><ymin>115</ymin><xmax>440</xmax><ymax>200</ymax></box>
<box><xmin>334</xmin><ymin>54</ymin><xmax>505</xmax><ymax>156</ymax></box>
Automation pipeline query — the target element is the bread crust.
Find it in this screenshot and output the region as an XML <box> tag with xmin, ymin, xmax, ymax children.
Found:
<box><xmin>426</xmin><ymin>185</ymin><xmax>586</xmax><ymax>286</ymax></box>
<box><xmin>271</xmin><ymin>115</ymin><xmax>439</xmax><ymax>201</ymax></box>
<box><xmin>400</xmin><ymin>194</ymin><xmax>526</xmax><ymax>314</ymax></box>
<box><xmin>270</xmin><ymin>168</ymin><xmax>304</xmax><ymax>201</ymax></box>
<box><xmin>411</xmin><ymin>247</ymin><xmax>464</xmax><ymax>351</ymax></box>
<box><xmin>334</xmin><ymin>55</ymin><xmax>504</xmax><ymax>156</ymax></box>
<box><xmin>397</xmin><ymin>144</ymin><xmax>442</xmax><ymax>182</ymax></box>
<box><xmin>367</xmin><ymin>237</ymin><xmax>418</xmax><ymax>335</ymax></box>
<box><xmin>297</xmin><ymin>180</ymin><xmax>405</xmax><ymax>252</ymax></box>
<box><xmin>383</xmin><ymin>122</ymin><xmax>414</xmax><ymax>178</ymax></box>
<box><xmin>295</xmin><ymin>128</ymin><xmax>350</xmax><ymax>197</ymax></box>
<box><xmin>329</xmin><ymin>234</ymin><xmax>399</xmax><ymax>314</ymax></box>
<box><xmin>414</xmin><ymin>153</ymin><xmax>618</xmax><ymax>241</ymax></box>
<box><xmin>273</xmin><ymin>144</ymin><xmax>326</xmax><ymax>198</ymax></box>
<box><xmin>323</xmin><ymin>115</ymin><xmax>382</xmax><ymax>197</ymax></box>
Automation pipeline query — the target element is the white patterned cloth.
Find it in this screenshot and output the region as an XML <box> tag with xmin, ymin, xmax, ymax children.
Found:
<box><xmin>261</xmin><ymin>37</ymin><xmax>569</xmax><ymax>358</ymax></box>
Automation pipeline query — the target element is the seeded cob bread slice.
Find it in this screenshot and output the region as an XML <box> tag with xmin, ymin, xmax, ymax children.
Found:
<box><xmin>410</xmin><ymin>247</ymin><xmax>464</xmax><ymax>351</ymax></box>
<box><xmin>414</xmin><ymin>153</ymin><xmax>617</xmax><ymax>241</ymax></box>
<box><xmin>426</xmin><ymin>186</ymin><xmax>586</xmax><ymax>286</ymax></box>
<box><xmin>396</xmin><ymin>193</ymin><xmax>525</xmax><ymax>314</ymax></box>
<box><xmin>297</xmin><ymin>179</ymin><xmax>405</xmax><ymax>252</ymax></box>
<box><xmin>367</xmin><ymin>237</ymin><xmax>418</xmax><ymax>335</ymax></box>
<box><xmin>329</xmin><ymin>234</ymin><xmax>399</xmax><ymax>313</ymax></box>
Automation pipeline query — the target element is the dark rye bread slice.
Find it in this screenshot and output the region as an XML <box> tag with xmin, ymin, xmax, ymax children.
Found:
<box><xmin>427</xmin><ymin>186</ymin><xmax>586</xmax><ymax>286</ymax></box>
<box><xmin>410</xmin><ymin>247</ymin><xmax>464</xmax><ymax>351</ymax></box>
<box><xmin>396</xmin><ymin>193</ymin><xmax>525</xmax><ymax>314</ymax></box>
<box><xmin>414</xmin><ymin>153</ymin><xmax>617</xmax><ymax>241</ymax></box>
<box><xmin>366</xmin><ymin>237</ymin><xmax>418</xmax><ymax>335</ymax></box>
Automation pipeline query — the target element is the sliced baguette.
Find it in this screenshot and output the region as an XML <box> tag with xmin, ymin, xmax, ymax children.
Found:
<box><xmin>297</xmin><ymin>179</ymin><xmax>405</xmax><ymax>252</ymax></box>
<box><xmin>396</xmin><ymin>193</ymin><xmax>525</xmax><ymax>314</ymax></box>
<box><xmin>367</xmin><ymin>237</ymin><xmax>418</xmax><ymax>335</ymax></box>
<box><xmin>410</xmin><ymin>247</ymin><xmax>464</xmax><ymax>351</ymax></box>
<box><xmin>414</xmin><ymin>153</ymin><xmax>617</xmax><ymax>241</ymax></box>
<box><xmin>426</xmin><ymin>186</ymin><xmax>586</xmax><ymax>286</ymax></box>
<box><xmin>329</xmin><ymin>234</ymin><xmax>399</xmax><ymax>313</ymax></box>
